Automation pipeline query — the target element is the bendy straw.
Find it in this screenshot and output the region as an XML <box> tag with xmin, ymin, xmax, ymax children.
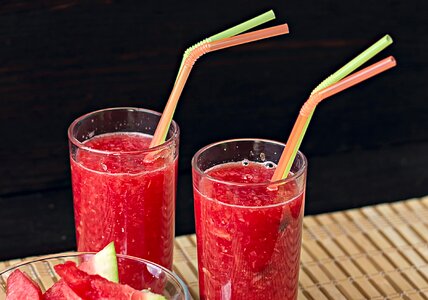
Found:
<box><xmin>311</xmin><ymin>35</ymin><xmax>393</xmax><ymax>94</ymax></box>
<box><xmin>177</xmin><ymin>10</ymin><xmax>276</xmax><ymax>79</ymax></box>
<box><xmin>150</xmin><ymin>24</ymin><xmax>289</xmax><ymax>147</ymax></box>
<box><xmin>271</xmin><ymin>56</ymin><xmax>396</xmax><ymax>181</ymax></box>
<box><xmin>292</xmin><ymin>35</ymin><xmax>394</xmax><ymax>179</ymax></box>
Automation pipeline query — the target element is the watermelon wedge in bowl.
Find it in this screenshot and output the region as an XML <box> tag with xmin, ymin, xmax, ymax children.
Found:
<box><xmin>0</xmin><ymin>244</ymin><xmax>190</xmax><ymax>299</ymax></box>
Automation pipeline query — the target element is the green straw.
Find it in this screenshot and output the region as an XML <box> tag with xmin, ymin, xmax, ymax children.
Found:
<box><xmin>176</xmin><ymin>10</ymin><xmax>275</xmax><ymax>80</ymax></box>
<box><xmin>209</xmin><ymin>10</ymin><xmax>275</xmax><ymax>41</ymax></box>
<box><xmin>311</xmin><ymin>35</ymin><xmax>393</xmax><ymax>94</ymax></box>
<box><xmin>282</xmin><ymin>34</ymin><xmax>393</xmax><ymax>179</ymax></box>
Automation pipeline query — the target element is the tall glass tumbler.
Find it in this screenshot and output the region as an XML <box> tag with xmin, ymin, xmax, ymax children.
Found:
<box><xmin>68</xmin><ymin>107</ymin><xmax>179</xmax><ymax>269</ymax></box>
<box><xmin>192</xmin><ymin>139</ymin><xmax>307</xmax><ymax>300</ymax></box>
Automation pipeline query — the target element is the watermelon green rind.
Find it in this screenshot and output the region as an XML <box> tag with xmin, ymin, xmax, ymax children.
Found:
<box><xmin>79</xmin><ymin>241</ymin><xmax>119</xmax><ymax>283</ymax></box>
<box><xmin>91</xmin><ymin>241</ymin><xmax>119</xmax><ymax>283</ymax></box>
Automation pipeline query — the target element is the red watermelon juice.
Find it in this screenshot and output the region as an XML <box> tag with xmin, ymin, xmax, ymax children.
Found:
<box><xmin>68</xmin><ymin>108</ymin><xmax>179</xmax><ymax>270</ymax></box>
<box><xmin>192</xmin><ymin>139</ymin><xmax>307</xmax><ymax>300</ymax></box>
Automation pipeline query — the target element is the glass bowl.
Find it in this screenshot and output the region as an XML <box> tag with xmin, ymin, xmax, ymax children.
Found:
<box><xmin>0</xmin><ymin>253</ymin><xmax>190</xmax><ymax>299</ymax></box>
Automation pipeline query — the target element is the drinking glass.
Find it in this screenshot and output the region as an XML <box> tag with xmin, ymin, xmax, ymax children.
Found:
<box><xmin>68</xmin><ymin>107</ymin><xmax>179</xmax><ymax>269</ymax></box>
<box><xmin>192</xmin><ymin>138</ymin><xmax>307</xmax><ymax>299</ymax></box>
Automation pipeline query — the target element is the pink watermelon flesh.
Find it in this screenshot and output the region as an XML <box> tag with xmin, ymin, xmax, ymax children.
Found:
<box><xmin>78</xmin><ymin>260</ymin><xmax>93</xmax><ymax>274</ymax></box>
<box><xmin>54</xmin><ymin>261</ymin><xmax>154</xmax><ymax>300</ymax></box>
<box><xmin>44</xmin><ymin>280</ymin><xmax>82</xmax><ymax>300</ymax></box>
<box><xmin>6</xmin><ymin>269</ymin><xmax>43</xmax><ymax>300</ymax></box>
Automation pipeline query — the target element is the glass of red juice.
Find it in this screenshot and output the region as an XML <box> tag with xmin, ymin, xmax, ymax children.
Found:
<box><xmin>68</xmin><ymin>107</ymin><xmax>179</xmax><ymax>270</ymax></box>
<box><xmin>192</xmin><ymin>138</ymin><xmax>307</xmax><ymax>300</ymax></box>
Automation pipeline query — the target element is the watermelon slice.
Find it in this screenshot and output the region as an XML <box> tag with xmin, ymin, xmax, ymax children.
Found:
<box><xmin>79</xmin><ymin>241</ymin><xmax>119</xmax><ymax>283</ymax></box>
<box><xmin>55</xmin><ymin>261</ymin><xmax>165</xmax><ymax>300</ymax></box>
<box><xmin>44</xmin><ymin>280</ymin><xmax>82</xmax><ymax>300</ymax></box>
<box><xmin>5</xmin><ymin>269</ymin><xmax>43</xmax><ymax>300</ymax></box>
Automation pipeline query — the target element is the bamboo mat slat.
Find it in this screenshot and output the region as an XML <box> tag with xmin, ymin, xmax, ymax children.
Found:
<box><xmin>1</xmin><ymin>196</ymin><xmax>428</xmax><ymax>299</ymax></box>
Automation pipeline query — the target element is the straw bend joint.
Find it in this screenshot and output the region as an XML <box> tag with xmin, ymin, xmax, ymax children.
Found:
<box><xmin>300</xmin><ymin>94</ymin><xmax>321</xmax><ymax>117</ymax></box>
<box><xmin>184</xmin><ymin>43</ymin><xmax>211</xmax><ymax>67</ymax></box>
<box><xmin>183</xmin><ymin>38</ymin><xmax>211</xmax><ymax>59</ymax></box>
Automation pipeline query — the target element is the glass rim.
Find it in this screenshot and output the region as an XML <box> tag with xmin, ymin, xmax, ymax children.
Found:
<box><xmin>67</xmin><ymin>107</ymin><xmax>180</xmax><ymax>155</ymax></box>
<box><xmin>191</xmin><ymin>138</ymin><xmax>307</xmax><ymax>188</ymax></box>
<box><xmin>0</xmin><ymin>252</ymin><xmax>190</xmax><ymax>299</ymax></box>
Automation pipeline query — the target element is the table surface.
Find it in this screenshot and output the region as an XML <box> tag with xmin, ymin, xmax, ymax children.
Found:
<box><xmin>1</xmin><ymin>196</ymin><xmax>428</xmax><ymax>299</ymax></box>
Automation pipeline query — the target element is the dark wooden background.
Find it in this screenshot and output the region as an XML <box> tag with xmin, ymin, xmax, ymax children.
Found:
<box><xmin>0</xmin><ymin>0</ymin><xmax>427</xmax><ymax>260</ymax></box>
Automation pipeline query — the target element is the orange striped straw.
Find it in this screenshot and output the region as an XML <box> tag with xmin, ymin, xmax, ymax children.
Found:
<box><xmin>271</xmin><ymin>56</ymin><xmax>396</xmax><ymax>181</ymax></box>
<box><xmin>150</xmin><ymin>24</ymin><xmax>289</xmax><ymax>148</ymax></box>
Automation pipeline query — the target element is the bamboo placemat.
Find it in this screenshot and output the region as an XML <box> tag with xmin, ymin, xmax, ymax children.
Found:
<box><xmin>1</xmin><ymin>196</ymin><xmax>428</xmax><ymax>299</ymax></box>
<box><xmin>173</xmin><ymin>197</ymin><xmax>428</xmax><ymax>299</ymax></box>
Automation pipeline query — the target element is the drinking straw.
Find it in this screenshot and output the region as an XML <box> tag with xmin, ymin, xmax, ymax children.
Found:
<box><xmin>291</xmin><ymin>35</ymin><xmax>393</xmax><ymax>179</ymax></box>
<box><xmin>271</xmin><ymin>56</ymin><xmax>396</xmax><ymax>181</ymax></box>
<box><xmin>177</xmin><ymin>10</ymin><xmax>276</xmax><ymax>79</ymax></box>
<box><xmin>311</xmin><ymin>35</ymin><xmax>392</xmax><ymax>95</ymax></box>
<box><xmin>150</xmin><ymin>24</ymin><xmax>289</xmax><ymax>147</ymax></box>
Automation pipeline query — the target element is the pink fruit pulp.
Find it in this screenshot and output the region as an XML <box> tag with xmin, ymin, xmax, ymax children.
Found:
<box><xmin>6</xmin><ymin>269</ymin><xmax>43</xmax><ymax>300</ymax></box>
<box><xmin>44</xmin><ymin>280</ymin><xmax>82</xmax><ymax>300</ymax></box>
<box><xmin>54</xmin><ymin>262</ymin><xmax>155</xmax><ymax>300</ymax></box>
